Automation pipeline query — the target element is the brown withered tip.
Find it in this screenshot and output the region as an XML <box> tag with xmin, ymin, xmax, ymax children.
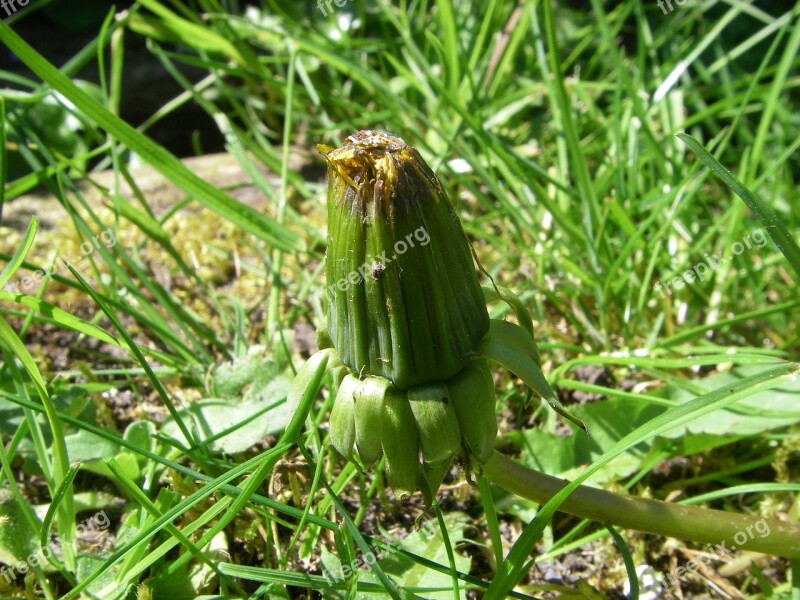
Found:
<box><xmin>316</xmin><ymin>130</ymin><xmax>443</xmax><ymax>209</ymax></box>
<box><xmin>318</xmin><ymin>129</ymin><xmax>407</xmax><ymax>156</ymax></box>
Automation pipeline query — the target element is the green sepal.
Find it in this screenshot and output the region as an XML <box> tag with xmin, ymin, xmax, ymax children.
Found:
<box><xmin>315</xmin><ymin>315</ymin><xmax>333</xmax><ymax>351</ymax></box>
<box><xmin>381</xmin><ymin>390</ymin><xmax>421</xmax><ymax>499</ymax></box>
<box><xmin>481</xmin><ymin>285</ymin><xmax>536</xmax><ymax>348</ymax></box>
<box><xmin>478</xmin><ymin>321</ymin><xmax>587</xmax><ymax>433</ymax></box>
<box><xmin>446</xmin><ymin>359</ymin><xmax>497</xmax><ymax>465</ymax></box>
<box><xmin>407</xmin><ymin>381</ymin><xmax>462</xmax><ymax>463</ymax></box>
<box><xmin>329</xmin><ymin>373</ymin><xmax>359</xmax><ymax>459</ymax></box>
<box><xmin>483</xmin><ymin>319</ymin><xmax>541</xmax><ymax>367</ymax></box>
<box><xmin>419</xmin><ymin>457</ymin><xmax>452</xmax><ymax>507</ymax></box>
<box><xmin>354</xmin><ymin>376</ymin><xmax>391</xmax><ymax>465</ymax></box>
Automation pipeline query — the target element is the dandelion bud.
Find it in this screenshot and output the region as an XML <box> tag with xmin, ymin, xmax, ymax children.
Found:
<box><xmin>319</xmin><ymin>130</ymin><xmax>488</xmax><ymax>389</ymax></box>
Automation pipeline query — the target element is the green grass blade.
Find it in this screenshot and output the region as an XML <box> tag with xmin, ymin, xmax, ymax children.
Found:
<box><xmin>103</xmin><ymin>457</ymin><xmax>247</xmax><ymax>596</ymax></box>
<box><xmin>0</xmin><ymin>216</ymin><xmax>38</xmax><ymax>288</ymax></box>
<box><xmin>0</xmin><ymin>390</ymin><xmax>335</xmax><ymax>530</ymax></box>
<box><xmin>607</xmin><ymin>525</ymin><xmax>638</xmax><ymax>600</ymax></box>
<box><xmin>0</xmin><ymin>21</ymin><xmax>300</xmax><ymax>253</ymax></box>
<box><xmin>0</xmin><ymin>317</ymin><xmax>76</xmax><ymax>570</ymax></box>
<box><xmin>678</xmin><ymin>133</ymin><xmax>800</xmax><ymax>280</ymax></box>
<box><xmin>477</xmin><ymin>475</ymin><xmax>504</xmax><ymax>569</ymax></box>
<box><xmin>0</xmin><ymin>97</ymin><xmax>6</xmax><ymax>222</ymax></box>
<box><xmin>0</xmin><ymin>291</ymin><xmax>121</xmax><ymax>346</ymax></box>
<box><xmin>67</xmin><ymin>265</ymin><xmax>199</xmax><ymax>451</ymax></box>
<box><xmin>40</xmin><ymin>462</ymin><xmax>81</xmax><ymax>549</ymax></box>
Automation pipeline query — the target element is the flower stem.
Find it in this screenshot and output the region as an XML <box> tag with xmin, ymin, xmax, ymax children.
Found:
<box><xmin>483</xmin><ymin>451</ymin><xmax>800</xmax><ymax>558</ymax></box>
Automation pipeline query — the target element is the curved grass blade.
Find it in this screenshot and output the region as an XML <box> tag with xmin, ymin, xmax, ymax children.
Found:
<box><xmin>0</xmin><ymin>22</ymin><xmax>300</xmax><ymax>253</ymax></box>
<box><xmin>608</xmin><ymin>524</ymin><xmax>638</xmax><ymax>600</ymax></box>
<box><xmin>0</xmin><ymin>390</ymin><xmax>334</xmax><ymax>529</ymax></box>
<box><xmin>3</xmin><ymin>387</ymin><xmax>517</xmax><ymax>597</ymax></box>
<box><xmin>0</xmin><ymin>97</ymin><xmax>5</xmax><ymax>222</ymax></box>
<box><xmin>482</xmin><ymin>285</ymin><xmax>535</xmax><ymax>340</ymax></box>
<box><xmin>39</xmin><ymin>461</ymin><xmax>81</xmax><ymax>550</ymax></box>
<box><xmin>298</xmin><ymin>443</ymin><xmax>404</xmax><ymax>600</ymax></box>
<box><xmin>678</xmin><ymin>133</ymin><xmax>800</xmax><ymax>280</ymax></box>
<box><xmin>103</xmin><ymin>457</ymin><xmax>246</xmax><ymax>597</ymax></box>
<box><xmin>0</xmin><ymin>318</ymin><xmax>76</xmax><ymax>570</ymax></box>
<box><xmin>433</xmin><ymin>500</ymin><xmax>461</xmax><ymax>600</ymax></box>
<box><xmin>0</xmin><ymin>216</ymin><xmax>38</xmax><ymax>289</ymax></box>
<box><xmin>61</xmin><ymin>350</ymin><xmax>333</xmax><ymax>599</ymax></box>
<box><xmin>0</xmin><ymin>291</ymin><xmax>121</xmax><ymax>347</ymax></box>
<box><xmin>67</xmin><ymin>265</ymin><xmax>198</xmax><ymax>451</ymax></box>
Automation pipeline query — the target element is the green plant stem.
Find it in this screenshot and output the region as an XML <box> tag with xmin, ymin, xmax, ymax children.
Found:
<box><xmin>483</xmin><ymin>451</ymin><xmax>800</xmax><ymax>558</ymax></box>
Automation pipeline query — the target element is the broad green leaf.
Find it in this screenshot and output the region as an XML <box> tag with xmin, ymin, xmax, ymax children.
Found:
<box><xmin>0</xmin><ymin>488</ymin><xmax>41</xmax><ymax>567</ymax></box>
<box><xmin>508</xmin><ymin>365</ymin><xmax>800</xmax><ymax>487</ymax></box>
<box><xmin>162</xmin><ymin>353</ymin><xmax>293</xmax><ymax>453</ymax></box>
<box><xmin>661</xmin><ymin>365</ymin><xmax>800</xmax><ymax>437</ymax></box>
<box><xmin>209</xmin><ymin>346</ymin><xmax>283</xmax><ymax>399</ymax></box>
<box><xmin>123</xmin><ymin>420</ymin><xmax>156</xmax><ymax>458</ymax></box>
<box><xmin>160</xmin><ymin>392</ymin><xmax>290</xmax><ymax>455</ymax></box>
<box><xmin>75</xmin><ymin>554</ymin><xmax>131</xmax><ymax>600</ymax></box>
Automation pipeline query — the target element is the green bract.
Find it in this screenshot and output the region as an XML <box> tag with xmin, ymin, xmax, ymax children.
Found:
<box><xmin>326</xmin><ymin>359</ymin><xmax>498</xmax><ymax>501</ymax></box>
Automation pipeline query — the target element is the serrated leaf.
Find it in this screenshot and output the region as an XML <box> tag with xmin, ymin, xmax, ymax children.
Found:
<box><xmin>210</xmin><ymin>346</ymin><xmax>281</xmax><ymax>399</ymax></box>
<box><xmin>160</xmin><ymin>391</ymin><xmax>289</xmax><ymax>455</ymax></box>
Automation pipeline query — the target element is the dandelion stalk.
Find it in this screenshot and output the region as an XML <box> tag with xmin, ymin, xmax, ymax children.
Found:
<box><xmin>483</xmin><ymin>451</ymin><xmax>800</xmax><ymax>558</ymax></box>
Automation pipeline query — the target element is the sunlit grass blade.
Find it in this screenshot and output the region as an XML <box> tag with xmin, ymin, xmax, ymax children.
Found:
<box><xmin>0</xmin><ymin>291</ymin><xmax>120</xmax><ymax>346</ymax></box>
<box><xmin>0</xmin><ymin>318</ymin><xmax>75</xmax><ymax>571</ymax></box>
<box><xmin>39</xmin><ymin>461</ymin><xmax>81</xmax><ymax>551</ymax></box>
<box><xmin>678</xmin><ymin>133</ymin><xmax>800</xmax><ymax>280</ymax></box>
<box><xmin>299</xmin><ymin>443</ymin><xmax>404</xmax><ymax>600</ymax></box>
<box><xmin>607</xmin><ymin>525</ymin><xmax>638</xmax><ymax>600</ymax></box>
<box><xmin>0</xmin><ymin>21</ymin><xmax>299</xmax><ymax>253</ymax></box>
<box><xmin>66</xmin><ymin>265</ymin><xmax>200</xmax><ymax>452</ymax></box>
<box><xmin>0</xmin><ymin>97</ymin><xmax>6</xmax><ymax>222</ymax></box>
<box><xmin>0</xmin><ymin>216</ymin><xmax>37</xmax><ymax>288</ymax></box>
